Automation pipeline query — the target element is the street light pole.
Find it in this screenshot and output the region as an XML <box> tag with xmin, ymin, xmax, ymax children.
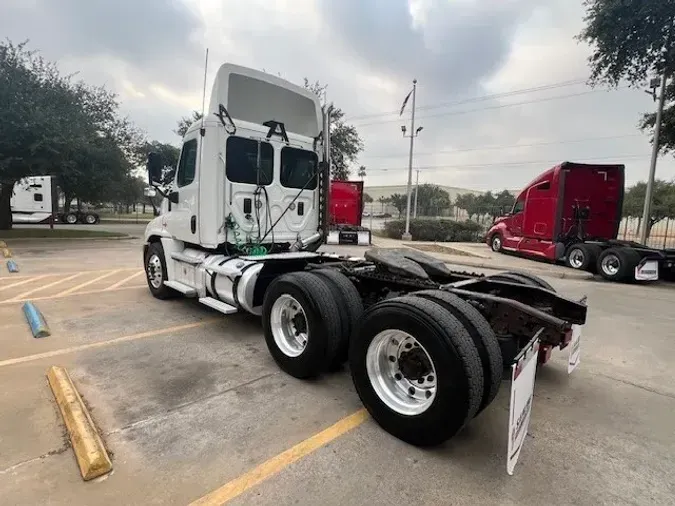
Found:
<box><xmin>402</xmin><ymin>79</ymin><xmax>417</xmax><ymax>241</ymax></box>
<box><xmin>640</xmin><ymin>73</ymin><xmax>668</xmax><ymax>245</ymax></box>
<box><xmin>413</xmin><ymin>169</ymin><xmax>420</xmax><ymax>218</ymax></box>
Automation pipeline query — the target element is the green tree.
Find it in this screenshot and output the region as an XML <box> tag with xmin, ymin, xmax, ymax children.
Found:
<box><xmin>622</xmin><ymin>180</ymin><xmax>675</xmax><ymax>236</ymax></box>
<box><xmin>388</xmin><ymin>193</ymin><xmax>408</xmax><ymax>217</ymax></box>
<box><xmin>493</xmin><ymin>190</ymin><xmax>516</xmax><ymax>216</ymax></box>
<box><xmin>175</xmin><ymin>110</ymin><xmax>203</xmax><ymax>138</ymax></box>
<box><xmin>415</xmin><ymin>184</ymin><xmax>451</xmax><ymax>216</ymax></box>
<box><xmin>304</xmin><ymin>79</ymin><xmax>364</xmax><ymax>180</ymax></box>
<box><xmin>0</xmin><ymin>40</ymin><xmax>142</xmax><ymax>229</ymax></box>
<box><xmin>363</xmin><ymin>192</ymin><xmax>373</xmax><ymax>204</ymax></box>
<box><xmin>578</xmin><ymin>1</ymin><xmax>675</xmax><ymax>154</ymax></box>
<box><xmin>358</xmin><ymin>165</ymin><xmax>366</xmax><ymax>180</ymax></box>
<box><xmin>455</xmin><ymin>193</ymin><xmax>482</xmax><ymax>220</ymax></box>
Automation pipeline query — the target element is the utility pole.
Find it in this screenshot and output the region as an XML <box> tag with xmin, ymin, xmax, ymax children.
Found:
<box><xmin>400</xmin><ymin>79</ymin><xmax>422</xmax><ymax>240</ymax></box>
<box><xmin>640</xmin><ymin>73</ymin><xmax>668</xmax><ymax>245</ymax></box>
<box><xmin>413</xmin><ymin>169</ymin><xmax>420</xmax><ymax>218</ymax></box>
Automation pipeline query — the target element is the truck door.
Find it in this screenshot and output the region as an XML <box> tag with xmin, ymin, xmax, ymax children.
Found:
<box><xmin>503</xmin><ymin>197</ymin><xmax>525</xmax><ymax>248</ymax></box>
<box><xmin>167</xmin><ymin>135</ymin><xmax>200</xmax><ymax>243</ymax></box>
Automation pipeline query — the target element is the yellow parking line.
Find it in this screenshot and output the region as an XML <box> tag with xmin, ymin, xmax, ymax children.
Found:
<box><xmin>0</xmin><ymin>318</ymin><xmax>220</xmax><ymax>368</ymax></box>
<box><xmin>0</xmin><ymin>274</ymin><xmax>50</xmax><ymax>292</ymax></box>
<box><xmin>105</xmin><ymin>270</ymin><xmax>144</xmax><ymax>290</ymax></box>
<box><xmin>8</xmin><ymin>272</ymin><xmax>83</xmax><ymax>301</ymax></box>
<box><xmin>0</xmin><ymin>284</ymin><xmax>147</xmax><ymax>305</ymax></box>
<box><xmin>189</xmin><ymin>409</ymin><xmax>369</xmax><ymax>506</ymax></box>
<box><xmin>59</xmin><ymin>270</ymin><xmax>121</xmax><ymax>296</ymax></box>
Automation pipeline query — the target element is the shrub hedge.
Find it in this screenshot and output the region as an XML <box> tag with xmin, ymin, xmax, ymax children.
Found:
<box><xmin>383</xmin><ymin>219</ymin><xmax>484</xmax><ymax>242</ymax></box>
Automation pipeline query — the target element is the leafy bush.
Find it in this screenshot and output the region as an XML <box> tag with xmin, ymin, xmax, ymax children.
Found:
<box><xmin>383</xmin><ymin>219</ymin><xmax>484</xmax><ymax>242</ymax></box>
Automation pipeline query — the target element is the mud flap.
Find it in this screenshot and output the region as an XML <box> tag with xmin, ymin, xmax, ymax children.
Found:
<box><xmin>567</xmin><ymin>324</ymin><xmax>581</xmax><ymax>374</ymax></box>
<box><xmin>507</xmin><ymin>331</ymin><xmax>540</xmax><ymax>475</ymax></box>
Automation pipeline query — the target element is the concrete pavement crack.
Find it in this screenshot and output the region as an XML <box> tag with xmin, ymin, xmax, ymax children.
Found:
<box><xmin>0</xmin><ymin>445</ymin><xmax>69</xmax><ymax>475</ymax></box>
<box><xmin>598</xmin><ymin>372</ymin><xmax>675</xmax><ymax>400</ymax></box>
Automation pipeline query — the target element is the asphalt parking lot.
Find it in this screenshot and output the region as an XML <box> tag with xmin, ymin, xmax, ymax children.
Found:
<box><xmin>1</xmin><ymin>230</ymin><xmax>674</xmax><ymax>505</ymax></box>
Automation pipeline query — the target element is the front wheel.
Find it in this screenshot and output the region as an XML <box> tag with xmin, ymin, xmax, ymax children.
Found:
<box><xmin>349</xmin><ymin>295</ymin><xmax>483</xmax><ymax>446</ymax></box>
<box><xmin>490</xmin><ymin>233</ymin><xmax>503</xmax><ymax>252</ymax></box>
<box><xmin>144</xmin><ymin>242</ymin><xmax>176</xmax><ymax>299</ymax></box>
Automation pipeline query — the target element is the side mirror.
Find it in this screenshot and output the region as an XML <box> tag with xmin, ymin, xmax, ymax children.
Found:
<box><xmin>147</xmin><ymin>152</ymin><xmax>163</xmax><ymax>185</ymax></box>
<box><xmin>168</xmin><ymin>191</ymin><xmax>179</xmax><ymax>204</ymax></box>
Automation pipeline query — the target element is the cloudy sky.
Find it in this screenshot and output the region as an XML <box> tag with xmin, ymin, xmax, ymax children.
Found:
<box><xmin>2</xmin><ymin>0</ymin><xmax>673</xmax><ymax>191</ymax></box>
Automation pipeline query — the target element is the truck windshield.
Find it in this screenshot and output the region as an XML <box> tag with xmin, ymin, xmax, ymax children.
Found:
<box><xmin>225</xmin><ymin>136</ymin><xmax>273</xmax><ymax>185</ymax></box>
<box><xmin>280</xmin><ymin>147</ymin><xmax>318</xmax><ymax>190</ymax></box>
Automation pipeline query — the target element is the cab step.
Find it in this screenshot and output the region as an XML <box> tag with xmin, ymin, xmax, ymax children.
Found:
<box><xmin>198</xmin><ymin>297</ymin><xmax>238</xmax><ymax>314</ymax></box>
<box><xmin>163</xmin><ymin>280</ymin><xmax>197</xmax><ymax>297</ymax></box>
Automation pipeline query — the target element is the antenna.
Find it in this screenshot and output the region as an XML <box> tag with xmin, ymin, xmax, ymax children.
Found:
<box><xmin>200</xmin><ymin>48</ymin><xmax>209</xmax><ymax>136</ymax></box>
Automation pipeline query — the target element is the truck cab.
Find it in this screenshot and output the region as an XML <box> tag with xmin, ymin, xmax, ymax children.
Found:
<box><xmin>142</xmin><ymin>63</ymin><xmax>330</xmax><ymax>312</ymax></box>
<box><xmin>486</xmin><ymin>162</ymin><xmax>675</xmax><ymax>282</ymax></box>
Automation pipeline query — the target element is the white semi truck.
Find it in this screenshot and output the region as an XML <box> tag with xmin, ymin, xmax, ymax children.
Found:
<box><xmin>143</xmin><ymin>63</ymin><xmax>588</xmax><ymax>451</ymax></box>
<box><xmin>10</xmin><ymin>176</ymin><xmax>100</xmax><ymax>225</ymax></box>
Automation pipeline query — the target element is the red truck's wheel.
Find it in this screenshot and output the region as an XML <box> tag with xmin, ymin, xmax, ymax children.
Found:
<box><xmin>490</xmin><ymin>233</ymin><xmax>503</xmax><ymax>252</ymax></box>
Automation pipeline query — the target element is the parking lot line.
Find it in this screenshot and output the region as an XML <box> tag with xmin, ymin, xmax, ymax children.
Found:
<box><xmin>189</xmin><ymin>409</ymin><xmax>368</xmax><ymax>506</ymax></box>
<box><xmin>58</xmin><ymin>270</ymin><xmax>121</xmax><ymax>296</ymax></box>
<box><xmin>0</xmin><ymin>318</ymin><xmax>220</xmax><ymax>369</ymax></box>
<box><xmin>105</xmin><ymin>270</ymin><xmax>143</xmax><ymax>290</ymax></box>
<box><xmin>0</xmin><ymin>284</ymin><xmax>146</xmax><ymax>305</ymax></box>
<box><xmin>7</xmin><ymin>272</ymin><xmax>83</xmax><ymax>301</ymax></box>
<box><xmin>0</xmin><ymin>275</ymin><xmax>50</xmax><ymax>292</ymax></box>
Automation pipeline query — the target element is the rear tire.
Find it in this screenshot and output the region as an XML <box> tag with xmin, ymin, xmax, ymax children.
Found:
<box><xmin>262</xmin><ymin>272</ymin><xmax>342</xmax><ymax>379</ymax></box>
<box><xmin>64</xmin><ymin>212</ymin><xmax>78</xmax><ymax>225</ymax></box>
<box><xmin>411</xmin><ymin>290</ymin><xmax>502</xmax><ymax>415</ymax></box>
<box><xmin>83</xmin><ymin>212</ymin><xmax>99</xmax><ymax>224</ymax></box>
<box><xmin>349</xmin><ymin>295</ymin><xmax>483</xmax><ymax>446</ymax></box>
<box><xmin>313</xmin><ymin>269</ymin><xmax>364</xmax><ymax>370</ymax></box>
<box><xmin>596</xmin><ymin>247</ymin><xmax>641</xmax><ymax>283</ymax></box>
<box><xmin>565</xmin><ymin>243</ymin><xmax>601</xmax><ymax>272</ymax></box>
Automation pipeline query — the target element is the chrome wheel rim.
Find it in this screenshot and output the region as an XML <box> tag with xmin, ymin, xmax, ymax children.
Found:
<box><xmin>366</xmin><ymin>330</ymin><xmax>437</xmax><ymax>416</ymax></box>
<box><xmin>568</xmin><ymin>248</ymin><xmax>585</xmax><ymax>268</ymax></box>
<box><xmin>66</xmin><ymin>214</ymin><xmax>77</xmax><ymax>224</ymax></box>
<box><xmin>270</xmin><ymin>295</ymin><xmax>308</xmax><ymax>358</ymax></box>
<box><xmin>147</xmin><ymin>254</ymin><xmax>163</xmax><ymax>288</ymax></box>
<box><xmin>601</xmin><ymin>254</ymin><xmax>620</xmax><ymax>276</ymax></box>
<box><xmin>85</xmin><ymin>214</ymin><xmax>96</xmax><ymax>224</ymax></box>
<box><xmin>492</xmin><ymin>236</ymin><xmax>501</xmax><ymax>251</ymax></box>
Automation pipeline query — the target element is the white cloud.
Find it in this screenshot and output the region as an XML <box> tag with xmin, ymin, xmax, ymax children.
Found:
<box><xmin>1</xmin><ymin>0</ymin><xmax>672</xmax><ymax>190</ymax></box>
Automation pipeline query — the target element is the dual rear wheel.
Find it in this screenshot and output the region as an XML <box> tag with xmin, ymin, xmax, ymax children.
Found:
<box><xmin>262</xmin><ymin>270</ymin><xmax>502</xmax><ymax>446</ymax></box>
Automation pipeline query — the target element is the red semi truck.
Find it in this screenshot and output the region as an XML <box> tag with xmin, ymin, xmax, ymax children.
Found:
<box><xmin>326</xmin><ymin>180</ymin><xmax>371</xmax><ymax>245</ymax></box>
<box><xmin>485</xmin><ymin>162</ymin><xmax>675</xmax><ymax>282</ymax></box>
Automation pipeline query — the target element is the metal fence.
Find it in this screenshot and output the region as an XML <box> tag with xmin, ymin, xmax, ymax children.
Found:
<box><xmin>617</xmin><ymin>217</ymin><xmax>675</xmax><ymax>249</ymax></box>
<box><xmin>370</xmin><ymin>206</ymin><xmax>675</xmax><ymax>249</ymax></box>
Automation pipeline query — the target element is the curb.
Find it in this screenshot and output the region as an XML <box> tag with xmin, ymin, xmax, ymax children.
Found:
<box><xmin>23</xmin><ymin>301</ymin><xmax>50</xmax><ymax>338</ymax></box>
<box><xmin>46</xmin><ymin>366</ymin><xmax>112</xmax><ymax>481</ymax></box>
<box><xmin>1</xmin><ymin>235</ymin><xmax>134</xmax><ymax>243</ymax></box>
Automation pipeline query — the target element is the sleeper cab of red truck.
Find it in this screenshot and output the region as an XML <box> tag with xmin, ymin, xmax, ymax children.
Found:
<box><xmin>486</xmin><ymin>162</ymin><xmax>624</xmax><ymax>261</ymax></box>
